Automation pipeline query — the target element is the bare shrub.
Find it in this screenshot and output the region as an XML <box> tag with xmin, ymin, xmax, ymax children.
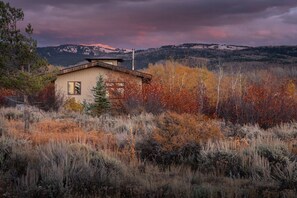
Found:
<box><xmin>30</xmin><ymin>83</ymin><xmax>64</xmax><ymax>112</ymax></box>
<box><xmin>0</xmin><ymin>106</ymin><xmax>45</xmax><ymax>123</ymax></box>
<box><xmin>2</xmin><ymin>141</ymin><xmax>140</xmax><ymax>197</ymax></box>
<box><xmin>0</xmin><ymin>116</ymin><xmax>6</xmax><ymax>136</ymax></box>
<box><xmin>272</xmin><ymin>161</ymin><xmax>297</xmax><ymax>190</ymax></box>
<box><xmin>257</xmin><ymin>144</ymin><xmax>290</xmax><ymax>167</ymax></box>
<box><xmin>269</xmin><ymin>123</ymin><xmax>297</xmax><ymax>140</ymax></box>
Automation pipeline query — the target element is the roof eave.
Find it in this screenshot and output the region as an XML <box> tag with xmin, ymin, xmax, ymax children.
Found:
<box><xmin>57</xmin><ymin>62</ymin><xmax>152</xmax><ymax>82</ymax></box>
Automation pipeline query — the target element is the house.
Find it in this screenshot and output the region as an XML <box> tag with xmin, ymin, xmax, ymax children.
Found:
<box><xmin>55</xmin><ymin>58</ymin><xmax>152</xmax><ymax>105</ymax></box>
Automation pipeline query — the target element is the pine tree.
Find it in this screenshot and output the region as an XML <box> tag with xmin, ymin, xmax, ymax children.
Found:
<box><xmin>0</xmin><ymin>1</ymin><xmax>52</xmax><ymax>131</ymax></box>
<box><xmin>90</xmin><ymin>75</ymin><xmax>110</xmax><ymax>116</ymax></box>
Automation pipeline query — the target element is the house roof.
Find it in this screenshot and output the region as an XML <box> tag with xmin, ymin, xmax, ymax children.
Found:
<box><xmin>57</xmin><ymin>61</ymin><xmax>152</xmax><ymax>82</ymax></box>
<box><xmin>86</xmin><ymin>57</ymin><xmax>124</xmax><ymax>62</ymax></box>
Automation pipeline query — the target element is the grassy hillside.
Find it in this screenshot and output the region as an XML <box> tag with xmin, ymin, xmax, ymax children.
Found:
<box><xmin>0</xmin><ymin>108</ymin><xmax>297</xmax><ymax>197</ymax></box>
<box><xmin>1</xmin><ymin>60</ymin><xmax>297</xmax><ymax>197</ymax></box>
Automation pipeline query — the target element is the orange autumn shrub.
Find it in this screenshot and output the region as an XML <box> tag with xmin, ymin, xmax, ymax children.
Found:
<box><xmin>142</xmin><ymin>81</ymin><xmax>165</xmax><ymax>114</ymax></box>
<box><xmin>245</xmin><ymin>80</ymin><xmax>297</xmax><ymax>128</ymax></box>
<box><xmin>142</xmin><ymin>81</ymin><xmax>201</xmax><ymax>114</ymax></box>
<box><xmin>218</xmin><ymin>77</ymin><xmax>297</xmax><ymax>128</ymax></box>
<box><xmin>152</xmin><ymin>112</ymin><xmax>223</xmax><ymax>151</ymax></box>
<box><xmin>121</xmin><ymin>78</ymin><xmax>144</xmax><ymax>114</ymax></box>
<box><xmin>142</xmin><ymin>61</ymin><xmax>220</xmax><ymax>115</ymax></box>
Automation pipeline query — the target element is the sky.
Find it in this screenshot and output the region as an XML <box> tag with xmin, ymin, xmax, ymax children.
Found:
<box><xmin>6</xmin><ymin>0</ymin><xmax>297</xmax><ymax>49</ymax></box>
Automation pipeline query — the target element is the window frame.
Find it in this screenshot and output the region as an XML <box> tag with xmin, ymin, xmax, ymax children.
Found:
<box><xmin>67</xmin><ymin>81</ymin><xmax>82</xmax><ymax>95</ymax></box>
<box><xmin>105</xmin><ymin>82</ymin><xmax>125</xmax><ymax>99</ymax></box>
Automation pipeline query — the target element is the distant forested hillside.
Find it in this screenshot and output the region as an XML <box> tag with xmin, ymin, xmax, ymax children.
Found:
<box><xmin>37</xmin><ymin>43</ymin><xmax>297</xmax><ymax>71</ymax></box>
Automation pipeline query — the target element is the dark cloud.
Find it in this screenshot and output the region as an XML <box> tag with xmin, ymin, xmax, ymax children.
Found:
<box><xmin>5</xmin><ymin>0</ymin><xmax>297</xmax><ymax>48</ymax></box>
<box><xmin>280</xmin><ymin>8</ymin><xmax>297</xmax><ymax>24</ymax></box>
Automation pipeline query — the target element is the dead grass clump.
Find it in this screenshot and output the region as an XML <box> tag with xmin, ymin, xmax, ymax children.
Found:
<box><xmin>30</xmin><ymin>131</ymin><xmax>117</xmax><ymax>150</ymax></box>
<box><xmin>5</xmin><ymin>120</ymin><xmax>31</xmax><ymax>140</ymax></box>
<box><xmin>1</xmin><ymin>141</ymin><xmax>138</xmax><ymax>198</ymax></box>
<box><xmin>269</xmin><ymin>123</ymin><xmax>297</xmax><ymax>140</ymax></box>
<box><xmin>33</xmin><ymin>120</ymin><xmax>118</xmax><ymax>150</ymax></box>
<box><xmin>0</xmin><ymin>116</ymin><xmax>6</xmax><ymax>136</ymax></box>
<box><xmin>34</xmin><ymin>119</ymin><xmax>79</xmax><ymax>133</ymax></box>
<box><xmin>5</xmin><ymin>119</ymin><xmax>118</xmax><ymax>150</ymax></box>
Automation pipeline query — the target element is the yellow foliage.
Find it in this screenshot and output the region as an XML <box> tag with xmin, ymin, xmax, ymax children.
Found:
<box><xmin>284</xmin><ymin>80</ymin><xmax>296</xmax><ymax>97</ymax></box>
<box><xmin>145</xmin><ymin>61</ymin><xmax>219</xmax><ymax>106</ymax></box>
<box><xmin>63</xmin><ymin>97</ymin><xmax>84</xmax><ymax>112</ymax></box>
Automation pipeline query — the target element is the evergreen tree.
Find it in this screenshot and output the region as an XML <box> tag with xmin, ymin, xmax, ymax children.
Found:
<box><xmin>90</xmin><ymin>75</ymin><xmax>110</xmax><ymax>116</ymax></box>
<box><xmin>0</xmin><ymin>1</ymin><xmax>49</xmax><ymax>93</ymax></box>
<box><xmin>0</xmin><ymin>1</ymin><xmax>52</xmax><ymax>131</ymax></box>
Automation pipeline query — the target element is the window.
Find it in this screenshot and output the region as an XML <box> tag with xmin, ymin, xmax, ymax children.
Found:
<box><xmin>68</xmin><ymin>81</ymin><xmax>81</xmax><ymax>95</ymax></box>
<box><xmin>105</xmin><ymin>82</ymin><xmax>125</xmax><ymax>99</ymax></box>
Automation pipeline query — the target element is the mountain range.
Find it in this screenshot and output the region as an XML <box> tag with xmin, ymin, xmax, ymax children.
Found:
<box><xmin>37</xmin><ymin>43</ymin><xmax>297</xmax><ymax>71</ymax></box>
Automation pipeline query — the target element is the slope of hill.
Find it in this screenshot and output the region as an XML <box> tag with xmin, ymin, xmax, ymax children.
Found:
<box><xmin>37</xmin><ymin>43</ymin><xmax>297</xmax><ymax>70</ymax></box>
<box><xmin>37</xmin><ymin>44</ymin><xmax>130</xmax><ymax>66</ymax></box>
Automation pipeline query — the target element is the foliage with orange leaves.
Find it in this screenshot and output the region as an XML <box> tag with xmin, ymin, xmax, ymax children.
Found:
<box><xmin>143</xmin><ymin>62</ymin><xmax>297</xmax><ymax>128</ymax></box>
<box><xmin>142</xmin><ymin>82</ymin><xmax>200</xmax><ymax>114</ymax></box>
<box><xmin>142</xmin><ymin>61</ymin><xmax>219</xmax><ymax>114</ymax></box>
<box><xmin>107</xmin><ymin>70</ymin><xmax>201</xmax><ymax>114</ymax></box>
<box><xmin>152</xmin><ymin>112</ymin><xmax>223</xmax><ymax>151</ymax></box>
<box><xmin>0</xmin><ymin>88</ymin><xmax>15</xmax><ymax>106</ymax></box>
<box><xmin>219</xmin><ymin>78</ymin><xmax>297</xmax><ymax>128</ymax></box>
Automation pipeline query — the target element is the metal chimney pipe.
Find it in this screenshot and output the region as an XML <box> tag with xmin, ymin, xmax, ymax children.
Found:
<box><xmin>132</xmin><ymin>49</ymin><xmax>135</xmax><ymax>70</ymax></box>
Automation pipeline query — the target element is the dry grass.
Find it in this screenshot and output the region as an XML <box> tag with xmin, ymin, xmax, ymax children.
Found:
<box><xmin>5</xmin><ymin>119</ymin><xmax>118</xmax><ymax>150</ymax></box>
<box><xmin>1</xmin><ymin>107</ymin><xmax>297</xmax><ymax>197</ymax></box>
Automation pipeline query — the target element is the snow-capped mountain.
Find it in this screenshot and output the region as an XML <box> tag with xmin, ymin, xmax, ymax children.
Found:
<box><xmin>177</xmin><ymin>43</ymin><xmax>249</xmax><ymax>50</ymax></box>
<box><xmin>37</xmin><ymin>44</ymin><xmax>132</xmax><ymax>66</ymax></box>
<box><xmin>37</xmin><ymin>43</ymin><xmax>297</xmax><ymax>70</ymax></box>
<box><xmin>45</xmin><ymin>44</ymin><xmax>130</xmax><ymax>56</ymax></box>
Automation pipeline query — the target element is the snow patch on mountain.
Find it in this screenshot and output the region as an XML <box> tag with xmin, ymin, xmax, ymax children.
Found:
<box><xmin>59</xmin><ymin>45</ymin><xmax>78</xmax><ymax>53</ymax></box>
<box><xmin>55</xmin><ymin>44</ymin><xmax>131</xmax><ymax>55</ymax></box>
<box><xmin>81</xmin><ymin>43</ymin><xmax>116</xmax><ymax>50</ymax></box>
<box><xmin>178</xmin><ymin>43</ymin><xmax>249</xmax><ymax>51</ymax></box>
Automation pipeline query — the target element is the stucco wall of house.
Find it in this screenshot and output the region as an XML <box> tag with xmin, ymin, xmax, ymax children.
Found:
<box><xmin>55</xmin><ymin>67</ymin><xmax>143</xmax><ymax>103</ymax></box>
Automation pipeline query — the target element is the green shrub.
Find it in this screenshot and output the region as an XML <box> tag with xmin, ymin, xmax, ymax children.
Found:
<box><xmin>89</xmin><ymin>75</ymin><xmax>110</xmax><ymax>116</ymax></box>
